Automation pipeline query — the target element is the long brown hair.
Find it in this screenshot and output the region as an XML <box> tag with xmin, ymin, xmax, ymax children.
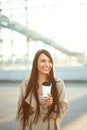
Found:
<box><xmin>17</xmin><ymin>49</ymin><xmax>60</xmax><ymax>129</ymax></box>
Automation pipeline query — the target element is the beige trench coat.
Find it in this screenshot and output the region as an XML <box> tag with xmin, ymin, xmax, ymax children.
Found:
<box><xmin>16</xmin><ymin>77</ymin><xmax>69</xmax><ymax>130</ymax></box>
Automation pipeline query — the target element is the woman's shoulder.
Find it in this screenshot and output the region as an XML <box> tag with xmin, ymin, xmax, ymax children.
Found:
<box><xmin>55</xmin><ymin>77</ymin><xmax>64</xmax><ymax>83</ymax></box>
<box><xmin>21</xmin><ymin>76</ymin><xmax>29</xmax><ymax>85</ymax></box>
<box><xmin>19</xmin><ymin>77</ymin><xmax>29</xmax><ymax>91</ymax></box>
<box><xmin>54</xmin><ymin>77</ymin><xmax>65</xmax><ymax>89</ymax></box>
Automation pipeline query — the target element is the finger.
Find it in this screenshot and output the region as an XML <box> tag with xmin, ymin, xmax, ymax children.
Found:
<box><xmin>45</xmin><ymin>97</ymin><xmax>53</xmax><ymax>103</ymax></box>
<box><xmin>45</xmin><ymin>99</ymin><xmax>53</xmax><ymax>106</ymax></box>
<box><xmin>47</xmin><ymin>94</ymin><xmax>52</xmax><ymax>97</ymax></box>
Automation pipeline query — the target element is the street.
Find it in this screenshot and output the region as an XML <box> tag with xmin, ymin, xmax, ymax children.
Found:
<box><xmin>0</xmin><ymin>81</ymin><xmax>87</xmax><ymax>130</ymax></box>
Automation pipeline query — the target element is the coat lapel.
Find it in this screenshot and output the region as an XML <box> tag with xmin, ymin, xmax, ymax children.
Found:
<box><xmin>25</xmin><ymin>92</ymin><xmax>37</xmax><ymax>109</ymax></box>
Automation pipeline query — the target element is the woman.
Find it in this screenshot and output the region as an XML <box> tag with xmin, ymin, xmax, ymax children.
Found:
<box><xmin>16</xmin><ymin>49</ymin><xmax>69</xmax><ymax>130</ymax></box>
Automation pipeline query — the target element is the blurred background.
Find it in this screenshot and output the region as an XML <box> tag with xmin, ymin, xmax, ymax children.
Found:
<box><xmin>0</xmin><ymin>0</ymin><xmax>87</xmax><ymax>70</ymax></box>
<box><xmin>0</xmin><ymin>0</ymin><xmax>87</xmax><ymax>81</ymax></box>
<box><xmin>0</xmin><ymin>0</ymin><xmax>87</xmax><ymax>130</ymax></box>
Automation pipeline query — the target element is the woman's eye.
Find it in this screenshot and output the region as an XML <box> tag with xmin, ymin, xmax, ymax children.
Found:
<box><xmin>41</xmin><ymin>60</ymin><xmax>52</xmax><ymax>64</ymax></box>
<box><xmin>41</xmin><ymin>60</ymin><xmax>45</xmax><ymax>62</ymax></box>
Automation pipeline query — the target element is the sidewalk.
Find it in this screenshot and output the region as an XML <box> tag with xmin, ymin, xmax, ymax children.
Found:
<box><xmin>62</xmin><ymin>113</ymin><xmax>87</xmax><ymax>130</ymax></box>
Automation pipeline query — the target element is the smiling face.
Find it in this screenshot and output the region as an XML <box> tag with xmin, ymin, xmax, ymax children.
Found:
<box><xmin>37</xmin><ymin>53</ymin><xmax>53</xmax><ymax>76</ymax></box>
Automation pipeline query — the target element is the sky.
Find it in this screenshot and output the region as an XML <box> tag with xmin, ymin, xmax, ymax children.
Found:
<box><xmin>1</xmin><ymin>0</ymin><xmax>87</xmax><ymax>56</ymax></box>
<box><xmin>26</xmin><ymin>0</ymin><xmax>87</xmax><ymax>54</ymax></box>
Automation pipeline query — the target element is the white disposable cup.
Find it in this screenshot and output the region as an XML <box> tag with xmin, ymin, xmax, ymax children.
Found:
<box><xmin>42</xmin><ymin>82</ymin><xmax>51</xmax><ymax>98</ymax></box>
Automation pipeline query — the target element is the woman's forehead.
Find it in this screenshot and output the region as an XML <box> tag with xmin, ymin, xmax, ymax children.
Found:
<box><xmin>38</xmin><ymin>53</ymin><xmax>50</xmax><ymax>59</ymax></box>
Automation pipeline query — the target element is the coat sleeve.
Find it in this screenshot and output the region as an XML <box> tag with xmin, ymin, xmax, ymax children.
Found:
<box><xmin>16</xmin><ymin>78</ymin><xmax>28</xmax><ymax>130</ymax></box>
<box><xmin>56</xmin><ymin>78</ymin><xmax>69</xmax><ymax>118</ymax></box>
